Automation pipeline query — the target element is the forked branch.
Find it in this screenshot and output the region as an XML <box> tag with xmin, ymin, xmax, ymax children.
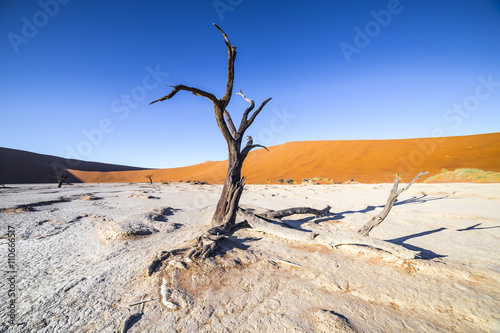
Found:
<box><xmin>237</xmin><ymin>90</ymin><xmax>272</xmax><ymax>134</ymax></box>
<box><xmin>238</xmin><ymin>207</ymin><xmax>418</xmax><ymax>259</ymax></box>
<box><xmin>237</xmin><ymin>90</ymin><xmax>255</xmax><ymax>126</ymax></box>
<box><xmin>358</xmin><ymin>171</ymin><xmax>429</xmax><ymax>236</ymax></box>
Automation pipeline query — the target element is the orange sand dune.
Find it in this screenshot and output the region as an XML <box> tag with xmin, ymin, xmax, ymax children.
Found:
<box><xmin>71</xmin><ymin>132</ymin><xmax>500</xmax><ymax>184</ymax></box>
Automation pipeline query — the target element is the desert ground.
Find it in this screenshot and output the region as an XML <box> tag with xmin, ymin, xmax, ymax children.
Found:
<box><xmin>1</xmin><ymin>182</ymin><xmax>499</xmax><ymax>332</ymax></box>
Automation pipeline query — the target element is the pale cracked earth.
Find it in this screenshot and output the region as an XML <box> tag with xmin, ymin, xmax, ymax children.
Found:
<box><xmin>0</xmin><ymin>182</ymin><xmax>499</xmax><ymax>332</ymax></box>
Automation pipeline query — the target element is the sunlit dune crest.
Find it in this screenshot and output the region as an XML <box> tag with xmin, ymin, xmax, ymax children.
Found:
<box><xmin>70</xmin><ymin>132</ymin><xmax>500</xmax><ymax>184</ymax></box>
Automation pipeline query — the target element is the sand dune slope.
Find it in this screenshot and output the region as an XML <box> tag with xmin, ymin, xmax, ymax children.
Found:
<box><xmin>71</xmin><ymin>132</ymin><xmax>500</xmax><ymax>184</ymax></box>
<box><xmin>0</xmin><ymin>147</ymin><xmax>146</xmax><ymax>184</ymax></box>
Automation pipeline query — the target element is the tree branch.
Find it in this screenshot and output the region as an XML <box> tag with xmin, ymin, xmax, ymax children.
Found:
<box><xmin>236</xmin><ymin>90</ymin><xmax>255</xmax><ymax>130</ymax></box>
<box><xmin>246</xmin><ymin>98</ymin><xmax>272</xmax><ymax>130</ymax></box>
<box><xmin>358</xmin><ymin>171</ymin><xmax>429</xmax><ymax>237</ymax></box>
<box><xmin>149</xmin><ymin>84</ymin><xmax>217</xmax><ymax>105</ymax></box>
<box><xmin>213</xmin><ymin>23</ymin><xmax>236</xmax><ymax>109</ymax></box>
<box><xmin>240</xmin><ymin>144</ymin><xmax>269</xmax><ymax>161</ymax></box>
<box><xmin>223</xmin><ymin>109</ymin><xmax>237</xmax><ymax>139</ymax></box>
<box><xmin>260</xmin><ymin>206</ymin><xmax>331</xmax><ymax>220</ymax></box>
<box><xmin>237</xmin><ymin>91</ymin><xmax>272</xmax><ymax>135</ymax></box>
<box><xmin>238</xmin><ymin>208</ymin><xmax>418</xmax><ymax>259</ymax></box>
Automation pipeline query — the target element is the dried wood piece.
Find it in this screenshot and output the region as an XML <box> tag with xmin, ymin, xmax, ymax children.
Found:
<box><xmin>260</xmin><ymin>206</ymin><xmax>331</xmax><ymax>220</ymax></box>
<box><xmin>129</xmin><ymin>298</ymin><xmax>156</xmax><ymax>307</ymax></box>
<box><xmin>238</xmin><ymin>208</ymin><xmax>418</xmax><ymax>259</ymax></box>
<box><xmin>266</xmin><ymin>258</ymin><xmax>303</xmax><ymax>268</ymax></box>
<box><xmin>160</xmin><ymin>277</ymin><xmax>178</xmax><ymax>310</ymax></box>
<box><xmin>358</xmin><ymin>171</ymin><xmax>429</xmax><ymax>237</ymax></box>
<box><xmin>146</xmin><ymin>251</ymin><xmax>171</xmax><ymax>276</ymax></box>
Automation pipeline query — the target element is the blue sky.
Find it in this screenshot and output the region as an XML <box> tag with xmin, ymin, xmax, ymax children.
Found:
<box><xmin>1</xmin><ymin>0</ymin><xmax>499</xmax><ymax>168</ymax></box>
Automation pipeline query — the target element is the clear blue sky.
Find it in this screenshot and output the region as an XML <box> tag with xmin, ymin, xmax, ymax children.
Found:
<box><xmin>1</xmin><ymin>1</ymin><xmax>499</xmax><ymax>168</ymax></box>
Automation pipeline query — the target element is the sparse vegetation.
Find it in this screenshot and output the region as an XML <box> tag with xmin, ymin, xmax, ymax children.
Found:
<box><xmin>285</xmin><ymin>179</ymin><xmax>294</xmax><ymax>184</ymax></box>
<box><xmin>425</xmin><ymin>168</ymin><xmax>500</xmax><ymax>183</ymax></box>
<box><xmin>189</xmin><ymin>180</ymin><xmax>208</xmax><ymax>185</ymax></box>
<box><xmin>277</xmin><ymin>179</ymin><xmax>284</xmax><ymax>184</ymax></box>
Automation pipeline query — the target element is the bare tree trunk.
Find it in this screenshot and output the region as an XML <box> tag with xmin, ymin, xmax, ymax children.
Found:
<box><xmin>211</xmin><ymin>148</ymin><xmax>244</xmax><ymax>230</ymax></box>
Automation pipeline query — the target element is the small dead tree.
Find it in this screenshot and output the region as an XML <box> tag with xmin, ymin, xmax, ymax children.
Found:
<box><xmin>145</xmin><ymin>174</ymin><xmax>154</xmax><ymax>184</ymax></box>
<box><xmin>52</xmin><ymin>167</ymin><xmax>69</xmax><ymax>188</ymax></box>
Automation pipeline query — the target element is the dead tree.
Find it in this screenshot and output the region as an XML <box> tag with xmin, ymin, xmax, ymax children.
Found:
<box><xmin>147</xmin><ymin>25</ymin><xmax>429</xmax><ymax>281</ymax></box>
<box><xmin>52</xmin><ymin>167</ymin><xmax>69</xmax><ymax>188</ymax></box>
<box><xmin>151</xmin><ymin>24</ymin><xmax>271</xmax><ymax>232</ymax></box>
<box><xmin>145</xmin><ymin>174</ymin><xmax>154</xmax><ymax>184</ymax></box>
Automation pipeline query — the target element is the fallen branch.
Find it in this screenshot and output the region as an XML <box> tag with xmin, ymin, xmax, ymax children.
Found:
<box><xmin>358</xmin><ymin>171</ymin><xmax>429</xmax><ymax>237</ymax></box>
<box><xmin>238</xmin><ymin>208</ymin><xmax>418</xmax><ymax>259</ymax></box>
<box><xmin>148</xmin><ymin>172</ymin><xmax>427</xmax><ymax>277</ymax></box>
<box><xmin>129</xmin><ymin>298</ymin><xmax>157</xmax><ymax>307</ymax></box>
<box><xmin>266</xmin><ymin>258</ymin><xmax>303</xmax><ymax>268</ymax></box>
<box><xmin>260</xmin><ymin>206</ymin><xmax>331</xmax><ymax>220</ymax></box>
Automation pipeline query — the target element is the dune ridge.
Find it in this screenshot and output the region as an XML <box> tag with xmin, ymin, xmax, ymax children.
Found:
<box><xmin>70</xmin><ymin>132</ymin><xmax>500</xmax><ymax>184</ymax></box>
<box><xmin>0</xmin><ymin>147</ymin><xmax>147</xmax><ymax>184</ymax></box>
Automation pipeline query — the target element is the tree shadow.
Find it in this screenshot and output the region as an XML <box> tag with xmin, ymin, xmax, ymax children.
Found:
<box><xmin>331</xmin><ymin>194</ymin><xmax>451</xmax><ymax>221</ymax></box>
<box><xmin>122</xmin><ymin>312</ymin><xmax>143</xmax><ymax>333</ymax></box>
<box><xmin>218</xmin><ymin>234</ymin><xmax>262</xmax><ymax>254</ymax></box>
<box><xmin>457</xmin><ymin>223</ymin><xmax>500</xmax><ymax>231</ymax></box>
<box><xmin>394</xmin><ymin>194</ymin><xmax>452</xmax><ymax>206</ymax></box>
<box><xmin>385</xmin><ymin>227</ymin><xmax>448</xmax><ymax>259</ymax></box>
